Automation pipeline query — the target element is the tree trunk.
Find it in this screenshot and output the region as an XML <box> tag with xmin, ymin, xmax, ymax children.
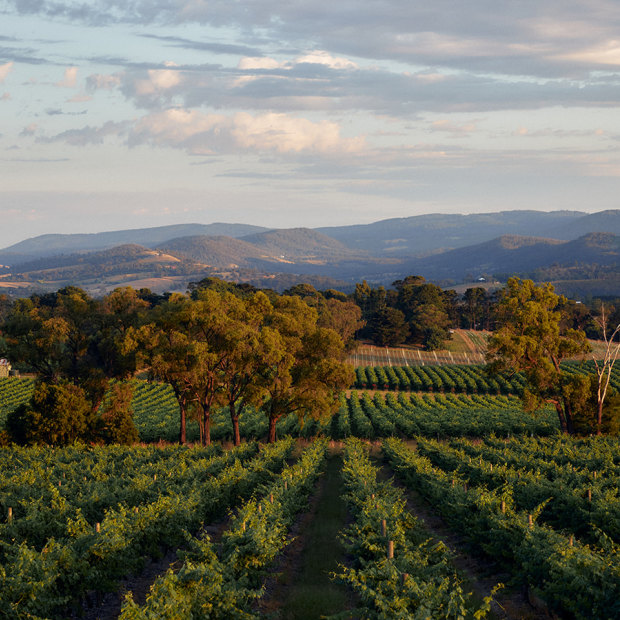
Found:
<box><xmin>179</xmin><ymin>403</ymin><xmax>187</xmax><ymax>444</ymax></box>
<box><xmin>230</xmin><ymin>402</ymin><xmax>240</xmax><ymax>446</ymax></box>
<box><xmin>202</xmin><ymin>404</ymin><xmax>211</xmax><ymax>446</ymax></box>
<box><xmin>268</xmin><ymin>416</ymin><xmax>278</xmax><ymax>443</ymax></box>
<box><xmin>554</xmin><ymin>402</ymin><xmax>568</xmax><ymax>434</ymax></box>
<box><xmin>597</xmin><ymin>400</ymin><xmax>604</xmax><ymax>436</ymax></box>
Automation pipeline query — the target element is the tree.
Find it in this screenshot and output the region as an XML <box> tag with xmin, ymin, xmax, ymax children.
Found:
<box><xmin>260</xmin><ymin>295</ymin><xmax>354</xmax><ymax>442</ymax></box>
<box><xmin>591</xmin><ymin>303</ymin><xmax>620</xmax><ymax>434</ymax></box>
<box><xmin>7</xmin><ymin>381</ymin><xmax>95</xmax><ymax>445</ymax></box>
<box><xmin>462</xmin><ymin>287</ymin><xmax>488</xmax><ymax>330</ymax></box>
<box><xmin>98</xmin><ymin>382</ymin><xmax>139</xmax><ymax>444</ymax></box>
<box><xmin>128</xmin><ymin>294</ymin><xmax>199</xmax><ymax>444</ymax></box>
<box><xmin>487</xmin><ymin>278</ymin><xmax>590</xmax><ymax>434</ymax></box>
<box><xmin>393</xmin><ymin>277</ymin><xmax>450</xmax><ymax>349</ymax></box>
<box><xmin>368</xmin><ymin>307</ymin><xmax>409</xmax><ymax>346</ymax></box>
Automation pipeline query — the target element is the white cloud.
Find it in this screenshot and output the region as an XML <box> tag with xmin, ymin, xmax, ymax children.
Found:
<box><xmin>129</xmin><ymin>109</ymin><xmax>365</xmax><ymax>155</ymax></box>
<box><xmin>56</xmin><ymin>66</ymin><xmax>78</xmax><ymax>88</ymax></box>
<box><xmin>238</xmin><ymin>57</ymin><xmax>284</xmax><ymax>70</ymax></box>
<box><xmin>135</xmin><ymin>62</ymin><xmax>182</xmax><ymax>95</ymax></box>
<box><xmin>295</xmin><ymin>51</ymin><xmax>358</xmax><ymax>70</ymax></box>
<box><xmin>0</xmin><ymin>62</ymin><xmax>13</xmax><ymax>83</ymax></box>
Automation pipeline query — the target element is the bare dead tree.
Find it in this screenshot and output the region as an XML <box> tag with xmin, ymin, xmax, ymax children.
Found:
<box><xmin>592</xmin><ymin>303</ymin><xmax>620</xmax><ymax>434</ymax></box>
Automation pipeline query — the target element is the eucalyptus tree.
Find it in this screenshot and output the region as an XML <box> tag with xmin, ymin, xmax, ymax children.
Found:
<box><xmin>260</xmin><ymin>295</ymin><xmax>354</xmax><ymax>443</ymax></box>
<box><xmin>487</xmin><ymin>278</ymin><xmax>590</xmax><ymax>434</ymax></box>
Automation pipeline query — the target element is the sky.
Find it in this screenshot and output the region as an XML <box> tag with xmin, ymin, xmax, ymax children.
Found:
<box><xmin>1</xmin><ymin>1</ymin><xmax>620</xmax><ymax>247</ymax></box>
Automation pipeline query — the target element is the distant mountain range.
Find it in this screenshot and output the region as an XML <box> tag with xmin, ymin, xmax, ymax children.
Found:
<box><xmin>1</xmin><ymin>209</ymin><xmax>619</xmax><ymax>297</ymax></box>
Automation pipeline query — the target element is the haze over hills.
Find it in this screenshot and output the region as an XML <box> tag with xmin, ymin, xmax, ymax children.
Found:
<box><xmin>0</xmin><ymin>209</ymin><xmax>618</xmax><ymax>297</ymax></box>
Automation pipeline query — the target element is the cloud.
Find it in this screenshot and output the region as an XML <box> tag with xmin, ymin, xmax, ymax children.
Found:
<box><xmin>128</xmin><ymin>109</ymin><xmax>366</xmax><ymax>155</ymax></box>
<box><xmin>86</xmin><ymin>73</ymin><xmax>122</xmax><ymax>91</ymax></box>
<box><xmin>135</xmin><ymin>63</ymin><xmax>181</xmax><ymax>94</ymax></box>
<box><xmin>20</xmin><ymin>123</ymin><xmax>37</xmax><ymax>136</ymax></box>
<box><xmin>0</xmin><ymin>62</ymin><xmax>13</xmax><ymax>83</ymax></box>
<box><xmin>56</xmin><ymin>66</ymin><xmax>78</xmax><ymax>87</ymax></box>
<box><xmin>1</xmin><ymin>92</ymin><xmax>10</xmax><ymax>101</ymax></box>
<box><xmin>41</xmin><ymin>121</ymin><xmax>130</xmax><ymax>145</ymax></box>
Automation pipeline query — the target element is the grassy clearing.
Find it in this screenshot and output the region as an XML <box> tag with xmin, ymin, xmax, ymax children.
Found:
<box><xmin>275</xmin><ymin>450</ymin><xmax>355</xmax><ymax>619</ymax></box>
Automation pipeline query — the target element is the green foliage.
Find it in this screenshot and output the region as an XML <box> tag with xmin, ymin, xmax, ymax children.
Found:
<box><xmin>333</xmin><ymin>439</ymin><xmax>496</xmax><ymax>619</ymax></box>
<box><xmin>98</xmin><ymin>382</ymin><xmax>139</xmax><ymax>444</ymax></box>
<box><xmin>487</xmin><ymin>278</ymin><xmax>591</xmax><ymax>434</ymax></box>
<box><xmin>383</xmin><ymin>437</ymin><xmax>620</xmax><ymax>619</ymax></box>
<box><xmin>6</xmin><ymin>381</ymin><xmax>95</xmax><ymax>446</ymax></box>
<box><xmin>0</xmin><ymin>439</ymin><xmax>294</xmax><ymax>617</ymax></box>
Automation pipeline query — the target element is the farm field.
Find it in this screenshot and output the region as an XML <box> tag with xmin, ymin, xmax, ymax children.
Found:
<box><xmin>0</xmin><ymin>366</ymin><xmax>619</xmax><ymax>619</ymax></box>
<box><xmin>1</xmin><ymin>433</ymin><xmax>618</xmax><ymax>618</ymax></box>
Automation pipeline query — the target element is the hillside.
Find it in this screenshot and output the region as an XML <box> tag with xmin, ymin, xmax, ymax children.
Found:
<box><xmin>317</xmin><ymin>210</ymin><xmax>585</xmax><ymax>256</ymax></box>
<box><xmin>0</xmin><ymin>223</ymin><xmax>268</xmax><ymax>264</ymax></box>
<box><xmin>404</xmin><ymin>232</ymin><xmax>620</xmax><ymax>283</ymax></box>
<box><xmin>1</xmin><ymin>210</ymin><xmax>620</xmax><ymax>295</ymax></box>
<box><xmin>158</xmin><ymin>235</ymin><xmax>266</xmax><ymax>268</ymax></box>
<box><xmin>240</xmin><ymin>228</ymin><xmax>366</xmax><ymax>262</ymax></box>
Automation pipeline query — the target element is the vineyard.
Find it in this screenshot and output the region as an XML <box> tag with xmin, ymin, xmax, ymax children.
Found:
<box><xmin>0</xmin><ymin>367</ymin><xmax>619</xmax><ymax>619</ymax></box>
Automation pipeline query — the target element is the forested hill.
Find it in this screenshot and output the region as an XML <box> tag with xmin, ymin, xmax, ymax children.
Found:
<box><xmin>316</xmin><ymin>210</ymin><xmax>587</xmax><ymax>256</ymax></box>
<box><xmin>0</xmin><ymin>222</ymin><xmax>268</xmax><ymax>262</ymax></box>
<box><xmin>404</xmin><ymin>232</ymin><xmax>620</xmax><ymax>281</ymax></box>
<box><xmin>1</xmin><ymin>210</ymin><xmax>620</xmax><ymax>296</ymax></box>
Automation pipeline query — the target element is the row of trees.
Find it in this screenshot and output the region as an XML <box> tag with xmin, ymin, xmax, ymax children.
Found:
<box><xmin>0</xmin><ymin>283</ymin><xmax>354</xmax><ymax>445</ymax></box>
<box><xmin>350</xmin><ymin>276</ymin><xmax>619</xmax><ymax>350</ymax></box>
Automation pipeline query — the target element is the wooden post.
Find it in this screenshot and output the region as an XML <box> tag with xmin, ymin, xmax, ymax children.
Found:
<box><xmin>270</xmin><ymin>493</ymin><xmax>274</xmax><ymax>504</ymax></box>
<box><xmin>242</xmin><ymin>521</ymin><xmax>246</xmax><ymax>532</ymax></box>
<box><xmin>153</xmin><ymin>474</ymin><xmax>157</xmax><ymax>481</ymax></box>
<box><xmin>528</xmin><ymin>514</ymin><xmax>533</xmax><ymax>528</ymax></box>
<box><xmin>96</xmin><ymin>523</ymin><xmax>101</xmax><ymax>533</ymax></box>
<box><xmin>569</xmin><ymin>535</ymin><xmax>574</xmax><ymax>546</ymax></box>
<box><xmin>401</xmin><ymin>572</ymin><xmax>408</xmax><ymax>585</ymax></box>
<box><xmin>381</xmin><ymin>519</ymin><xmax>387</xmax><ymax>537</ymax></box>
<box><xmin>387</xmin><ymin>540</ymin><xmax>394</xmax><ymax>559</ymax></box>
<box><xmin>501</xmin><ymin>500</ymin><xmax>506</xmax><ymax>514</ymax></box>
<box><xmin>7</xmin><ymin>507</ymin><xmax>12</xmax><ymax>524</ymax></box>
<box><xmin>258</xmin><ymin>504</ymin><xmax>262</xmax><ymax>513</ymax></box>
<box><xmin>587</xmin><ymin>489</ymin><xmax>592</xmax><ymax>502</ymax></box>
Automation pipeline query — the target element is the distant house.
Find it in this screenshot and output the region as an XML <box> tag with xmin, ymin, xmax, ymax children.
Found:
<box><xmin>0</xmin><ymin>359</ymin><xmax>11</xmax><ymax>378</ymax></box>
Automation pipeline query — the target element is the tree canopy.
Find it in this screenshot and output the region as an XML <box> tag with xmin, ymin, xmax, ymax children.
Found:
<box><xmin>487</xmin><ymin>278</ymin><xmax>591</xmax><ymax>434</ymax></box>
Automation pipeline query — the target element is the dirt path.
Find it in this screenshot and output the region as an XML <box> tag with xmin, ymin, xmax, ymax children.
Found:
<box><xmin>375</xmin><ymin>453</ymin><xmax>550</xmax><ymax>620</ymax></box>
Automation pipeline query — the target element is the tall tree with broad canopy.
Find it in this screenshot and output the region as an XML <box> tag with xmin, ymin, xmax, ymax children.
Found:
<box><xmin>260</xmin><ymin>295</ymin><xmax>354</xmax><ymax>443</ymax></box>
<box><xmin>486</xmin><ymin>278</ymin><xmax>590</xmax><ymax>434</ymax></box>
